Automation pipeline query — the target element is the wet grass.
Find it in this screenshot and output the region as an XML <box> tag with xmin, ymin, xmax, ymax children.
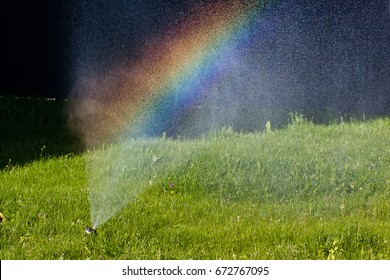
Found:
<box><xmin>0</xmin><ymin>100</ymin><xmax>389</xmax><ymax>259</ymax></box>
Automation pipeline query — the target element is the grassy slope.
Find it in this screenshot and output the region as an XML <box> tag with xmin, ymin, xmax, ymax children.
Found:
<box><xmin>0</xmin><ymin>118</ymin><xmax>389</xmax><ymax>259</ymax></box>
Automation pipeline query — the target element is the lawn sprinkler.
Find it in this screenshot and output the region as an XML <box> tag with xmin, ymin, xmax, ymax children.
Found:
<box><xmin>0</xmin><ymin>212</ymin><xmax>5</xmax><ymax>223</ymax></box>
<box><xmin>84</xmin><ymin>227</ymin><xmax>97</xmax><ymax>236</ymax></box>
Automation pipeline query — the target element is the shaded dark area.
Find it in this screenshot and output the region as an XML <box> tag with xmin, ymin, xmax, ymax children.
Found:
<box><xmin>0</xmin><ymin>1</ymin><xmax>71</xmax><ymax>98</ymax></box>
<box><xmin>0</xmin><ymin>1</ymin><xmax>78</xmax><ymax>168</ymax></box>
<box><xmin>0</xmin><ymin>0</ymin><xmax>389</xmax><ymax>152</ymax></box>
<box><xmin>0</xmin><ymin>96</ymin><xmax>82</xmax><ymax>169</ymax></box>
<box><xmin>1</xmin><ymin>0</ymin><xmax>389</xmax><ymax>104</ymax></box>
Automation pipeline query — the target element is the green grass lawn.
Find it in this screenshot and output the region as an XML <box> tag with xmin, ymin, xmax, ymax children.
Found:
<box><xmin>0</xmin><ymin>97</ymin><xmax>389</xmax><ymax>259</ymax></box>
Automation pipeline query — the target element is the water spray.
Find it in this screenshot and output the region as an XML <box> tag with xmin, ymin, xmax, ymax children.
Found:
<box><xmin>70</xmin><ymin>0</ymin><xmax>390</xmax><ymax>231</ymax></box>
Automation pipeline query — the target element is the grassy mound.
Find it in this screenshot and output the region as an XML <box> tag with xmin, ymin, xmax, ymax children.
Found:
<box><xmin>0</xmin><ymin>118</ymin><xmax>389</xmax><ymax>259</ymax></box>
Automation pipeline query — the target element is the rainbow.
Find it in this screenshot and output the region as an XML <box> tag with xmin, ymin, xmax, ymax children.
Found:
<box><xmin>71</xmin><ymin>0</ymin><xmax>276</xmax><ymax>146</ymax></box>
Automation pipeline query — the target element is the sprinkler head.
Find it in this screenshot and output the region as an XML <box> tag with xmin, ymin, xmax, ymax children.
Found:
<box><xmin>0</xmin><ymin>212</ymin><xmax>5</xmax><ymax>223</ymax></box>
<box><xmin>84</xmin><ymin>227</ymin><xmax>97</xmax><ymax>236</ymax></box>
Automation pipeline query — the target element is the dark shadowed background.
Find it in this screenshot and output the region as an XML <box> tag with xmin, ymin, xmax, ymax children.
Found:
<box><xmin>0</xmin><ymin>0</ymin><xmax>389</xmax><ymax>115</ymax></box>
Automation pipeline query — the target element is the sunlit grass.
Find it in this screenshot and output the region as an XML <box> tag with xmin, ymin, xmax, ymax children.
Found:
<box><xmin>0</xmin><ymin>117</ymin><xmax>389</xmax><ymax>259</ymax></box>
